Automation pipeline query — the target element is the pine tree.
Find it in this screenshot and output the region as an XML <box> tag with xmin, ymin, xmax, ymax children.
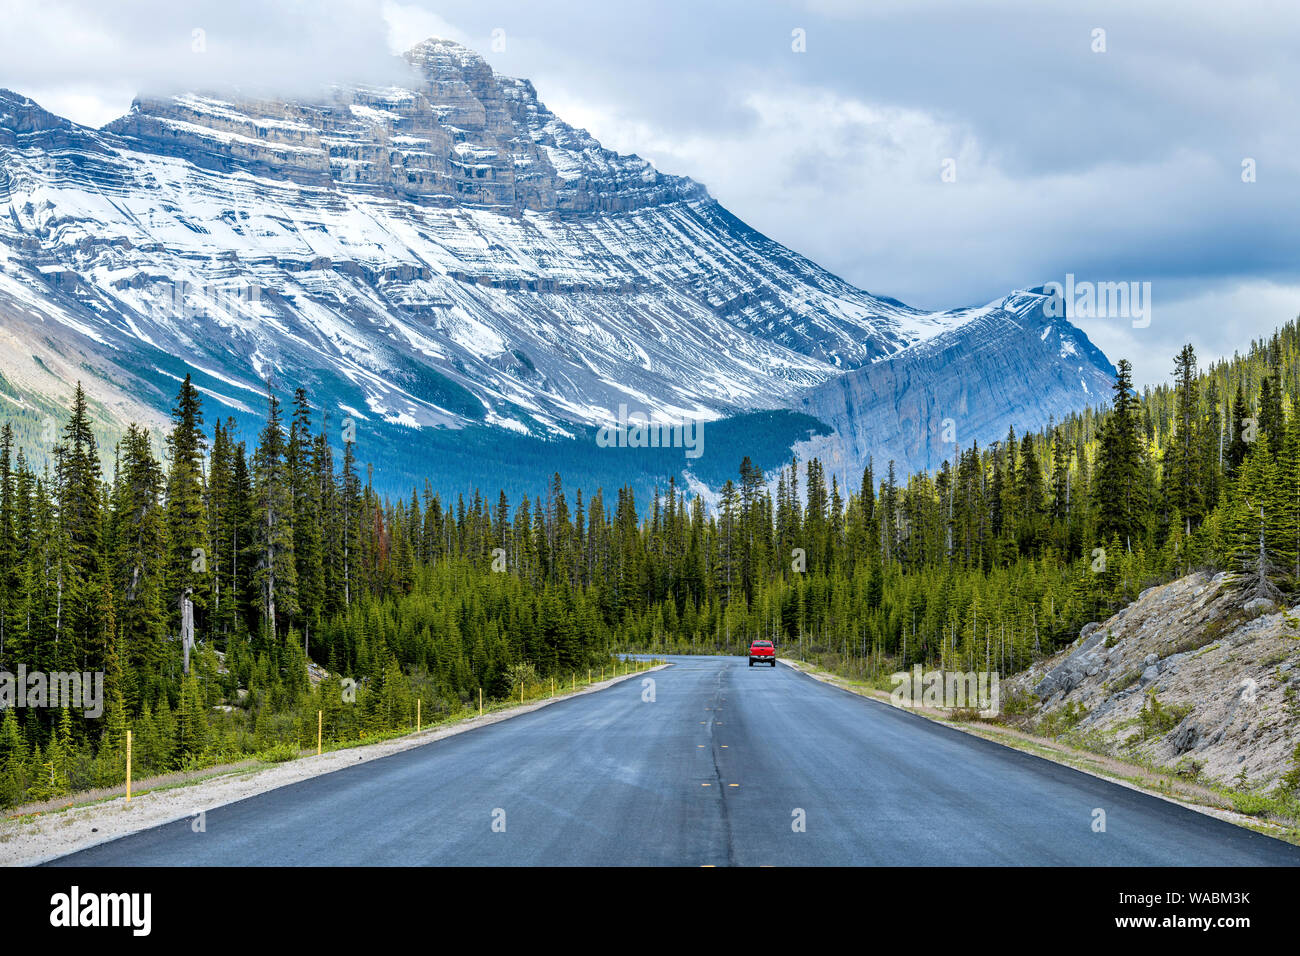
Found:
<box><xmin>1094</xmin><ymin>360</ymin><xmax>1147</xmax><ymax>550</ymax></box>
<box><xmin>110</xmin><ymin>425</ymin><xmax>166</xmax><ymax>708</ymax></box>
<box><xmin>163</xmin><ymin>376</ymin><xmax>209</xmax><ymax>642</ymax></box>
<box><xmin>1259</xmin><ymin>365</ymin><xmax>1285</xmax><ymax>459</ymax></box>
<box><xmin>1227</xmin><ymin>381</ymin><xmax>1251</xmax><ymax>474</ymax></box>
<box><xmin>0</xmin><ymin>424</ymin><xmax>15</xmax><ymax>669</ymax></box>
<box><xmin>288</xmin><ymin>390</ymin><xmax>324</xmax><ymax>651</ymax></box>
<box><xmin>251</xmin><ymin>389</ymin><xmax>298</xmax><ymax>640</ymax></box>
<box><xmin>1165</xmin><ymin>344</ymin><xmax>1204</xmax><ymax>532</ymax></box>
<box><xmin>55</xmin><ymin>383</ymin><xmax>104</xmax><ymax>673</ymax></box>
<box><xmin>1223</xmin><ymin>446</ymin><xmax>1288</xmax><ymax>600</ymax></box>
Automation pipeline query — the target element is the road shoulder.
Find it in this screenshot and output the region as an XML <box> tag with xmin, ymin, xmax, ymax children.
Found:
<box><xmin>777</xmin><ymin>657</ymin><xmax>1299</xmax><ymax>846</ymax></box>
<box><xmin>1</xmin><ymin>663</ymin><xmax>669</xmax><ymax>867</ymax></box>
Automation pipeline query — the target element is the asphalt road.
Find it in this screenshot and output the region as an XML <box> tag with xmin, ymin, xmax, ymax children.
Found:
<box><xmin>49</xmin><ymin>656</ymin><xmax>1300</xmax><ymax>865</ymax></box>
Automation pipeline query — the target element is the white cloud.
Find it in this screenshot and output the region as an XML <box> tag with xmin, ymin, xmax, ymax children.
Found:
<box><xmin>2</xmin><ymin>0</ymin><xmax>1298</xmax><ymax>385</ymax></box>
<box><xmin>382</xmin><ymin>1</ymin><xmax>469</xmax><ymax>53</ymax></box>
<box><xmin>1079</xmin><ymin>280</ymin><xmax>1300</xmax><ymax>388</ymax></box>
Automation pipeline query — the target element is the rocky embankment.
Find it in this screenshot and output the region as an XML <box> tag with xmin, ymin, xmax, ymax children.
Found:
<box><xmin>1005</xmin><ymin>572</ymin><xmax>1300</xmax><ymax>791</ymax></box>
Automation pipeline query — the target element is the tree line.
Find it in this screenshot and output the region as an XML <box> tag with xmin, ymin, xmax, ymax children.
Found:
<box><xmin>2</xmin><ymin>318</ymin><xmax>1300</xmax><ymax>806</ymax></box>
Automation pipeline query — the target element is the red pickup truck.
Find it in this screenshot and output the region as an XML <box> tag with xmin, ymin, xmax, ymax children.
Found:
<box><xmin>748</xmin><ymin>640</ymin><xmax>776</xmax><ymax>667</ymax></box>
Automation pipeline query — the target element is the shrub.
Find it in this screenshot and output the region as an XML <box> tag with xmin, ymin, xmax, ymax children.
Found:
<box><xmin>1137</xmin><ymin>690</ymin><xmax>1191</xmax><ymax>740</ymax></box>
<box><xmin>1109</xmin><ymin>669</ymin><xmax>1142</xmax><ymax>693</ymax></box>
<box><xmin>257</xmin><ymin>742</ymin><xmax>299</xmax><ymax>763</ymax></box>
<box><xmin>1035</xmin><ymin>700</ymin><xmax>1088</xmax><ymax>737</ymax></box>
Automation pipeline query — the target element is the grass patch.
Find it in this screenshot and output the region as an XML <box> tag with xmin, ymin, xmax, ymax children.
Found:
<box><xmin>1108</xmin><ymin>669</ymin><xmax>1142</xmax><ymax>693</ymax></box>
<box><xmin>256</xmin><ymin>742</ymin><xmax>299</xmax><ymax>763</ymax></box>
<box><xmin>1170</xmin><ymin>631</ymin><xmax>1223</xmax><ymax>657</ymax></box>
<box><xmin>1034</xmin><ymin>700</ymin><xmax>1089</xmax><ymax>737</ymax></box>
<box><xmin>1137</xmin><ymin>689</ymin><xmax>1192</xmax><ymax>740</ymax></box>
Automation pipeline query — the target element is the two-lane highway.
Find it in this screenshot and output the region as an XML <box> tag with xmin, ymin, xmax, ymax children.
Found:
<box><xmin>48</xmin><ymin>656</ymin><xmax>1300</xmax><ymax>865</ymax></box>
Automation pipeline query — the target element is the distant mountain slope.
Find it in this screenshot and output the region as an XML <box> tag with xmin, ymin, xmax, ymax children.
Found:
<box><xmin>790</xmin><ymin>290</ymin><xmax>1116</xmax><ymax>479</ymax></box>
<box><xmin>0</xmin><ymin>38</ymin><xmax>1113</xmax><ymax>496</ymax></box>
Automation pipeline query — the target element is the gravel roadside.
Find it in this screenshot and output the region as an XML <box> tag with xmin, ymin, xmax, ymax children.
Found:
<box><xmin>1</xmin><ymin>664</ymin><xmax>667</xmax><ymax>866</ymax></box>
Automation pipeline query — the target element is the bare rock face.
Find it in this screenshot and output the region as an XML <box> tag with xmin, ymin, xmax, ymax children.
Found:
<box><xmin>791</xmin><ymin>290</ymin><xmax>1115</xmax><ymax>476</ymax></box>
<box><xmin>0</xmin><ymin>90</ymin><xmax>108</xmax><ymax>157</ymax></box>
<box><xmin>1170</xmin><ymin>719</ymin><xmax>1200</xmax><ymax>754</ymax></box>
<box><xmin>106</xmin><ymin>39</ymin><xmax>706</xmax><ymax>217</ymax></box>
<box><xmin>1033</xmin><ymin>626</ymin><xmax>1110</xmax><ymax>699</ymax></box>
<box><xmin>1008</xmin><ymin>572</ymin><xmax>1300</xmax><ymax>790</ymax></box>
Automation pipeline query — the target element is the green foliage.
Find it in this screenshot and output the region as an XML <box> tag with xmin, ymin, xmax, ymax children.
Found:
<box><xmin>1231</xmin><ymin>791</ymin><xmax>1274</xmax><ymax>817</ymax></box>
<box><xmin>5</xmin><ymin>321</ymin><xmax>1300</xmax><ymax>807</ymax></box>
<box><xmin>1036</xmin><ymin>699</ymin><xmax>1089</xmax><ymax>737</ymax></box>
<box><xmin>257</xmin><ymin>741</ymin><xmax>300</xmax><ymax>763</ymax></box>
<box><xmin>1137</xmin><ymin>689</ymin><xmax>1192</xmax><ymax>740</ymax></box>
<box><xmin>1282</xmin><ymin>742</ymin><xmax>1300</xmax><ymax>795</ymax></box>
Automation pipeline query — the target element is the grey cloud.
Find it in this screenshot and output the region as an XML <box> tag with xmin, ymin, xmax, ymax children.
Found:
<box><xmin>2</xmin><ymin>0</ymin><xmax>1296</xmax><ymax>385</ymax></box>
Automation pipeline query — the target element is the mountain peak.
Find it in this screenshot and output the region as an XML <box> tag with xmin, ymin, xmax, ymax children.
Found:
<box><xmin>403</xmin><ymin>36</ymin><xmax>490</xmax><ymax>72</ymax></box>
<box><xmin>0</xmin><ymin>46</ymin><xmax>1112</xmax><ymax>494</ymax></box>
<box><xmin>87</xmin><ymin>37</ymin><xmax>705</xmax><ymax>216</ymax></box>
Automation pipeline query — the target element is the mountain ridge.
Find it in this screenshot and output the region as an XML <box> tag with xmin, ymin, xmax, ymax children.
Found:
<box><xmin>0</xmin><ymin>37</ymin><xmax>1114</xmax><ymax>497</ymax></box>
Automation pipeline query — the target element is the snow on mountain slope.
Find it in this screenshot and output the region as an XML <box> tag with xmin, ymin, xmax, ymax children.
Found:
<box><xmin>0</xmin><ymin>38</ymin><xmax>1112</xmax><ymax>489</ymax></box>
<box><xmin>790</xmin><ymin>289</ymin><xmax>1116</xmax><ymax>480</ymax></box>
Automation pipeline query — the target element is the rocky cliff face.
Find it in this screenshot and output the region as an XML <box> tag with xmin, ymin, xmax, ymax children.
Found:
<box><xmin>0</xmin><ymin>38</ymin><xmax>1114</xmax><ymax>489</ymax></box>
<box><xmin>105</xmin><ymin>40</ymin><xmax>707</xmax><ymax>217</ymax></box>
<box><xmin>1007</xmin><ymin>572</ymin><xmax>1300</xmax><ymax>791</ymax></box>
<box><xmin>790</xmin><ymin>290</ymin><xmax>1115</xmax><ymax>477</ymax></box>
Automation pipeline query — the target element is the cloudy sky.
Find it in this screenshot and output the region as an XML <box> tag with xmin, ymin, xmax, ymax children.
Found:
<box><xmin>3</xmin><ymin>0</ymin><xmax>1298</xmax><ymax>386</ymax></box>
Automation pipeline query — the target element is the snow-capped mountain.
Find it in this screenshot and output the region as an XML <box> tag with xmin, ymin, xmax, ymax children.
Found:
<box><xmin>790</xmin><ymin>289</ymin><xmax>1116</xmax><ymax>482</ymax></box>
<box><xmin>0</xmin><ymin>38</ymin><xmax>1113</xmax><ymax>494</ymax></box>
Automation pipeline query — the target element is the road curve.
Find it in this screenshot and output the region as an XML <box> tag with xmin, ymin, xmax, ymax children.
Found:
<box><xmin>48</xmin><ymin>656</ymin><xmax>1300</xmax><ymax>866</ymax></box>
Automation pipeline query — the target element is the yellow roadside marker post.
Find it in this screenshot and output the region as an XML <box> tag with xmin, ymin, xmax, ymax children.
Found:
<box><xmin>520</xmin><ymin>682</ymin><xmax>523</xmax><ymax>704</ymax></box>
<box><xmin>417</xmin><ymin>699</ymin><xmax>421</xmax><ymax>732</ymax></box>
<box><xmin>479</xmin><ymin>687</ymin><xmax>483</xmax><ymax>716</ymax></box>
<box><xmin>317</xmin><ymin>711</ymin><xmax>322</xmax><ymax>755</ymax></box>
<box><xmin>125</xmin><ymin>730</ymin><xmax>132</xmax><ymax>803</ymax></box>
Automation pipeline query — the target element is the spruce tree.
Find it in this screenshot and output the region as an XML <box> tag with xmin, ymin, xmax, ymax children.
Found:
<box><xmin>1165</xmin><ymin>344</ymin><xmax>1204</xmax><ymax>532</ymax></box>
<box><xmin>251</xmin><ymin>389</ymin><xmax>298</xmax><ymax>640</ymax></box>
<box><xmin>164</xmin><ymin>376</ymin><xmax>209</xmax><ymax>646</ymax></box>
<box><xmin>1094</xmin><ymin>360</ymin><xmax>1146</xmax><ymax>550</ymax></box>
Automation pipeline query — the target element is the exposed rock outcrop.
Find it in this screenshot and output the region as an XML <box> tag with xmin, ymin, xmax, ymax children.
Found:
<box><xmin>1006</xmin><ymin>572</ymin><xmax>1300</xmax><ymax>790</ymax></box>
